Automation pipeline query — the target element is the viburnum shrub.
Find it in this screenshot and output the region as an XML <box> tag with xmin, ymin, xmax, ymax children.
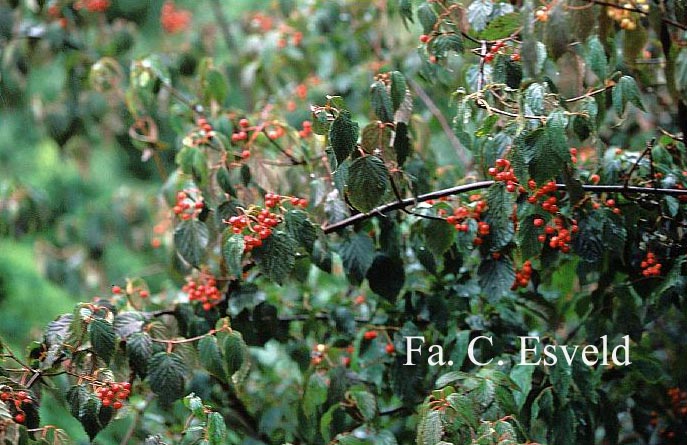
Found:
<box><xmin>1</xmin><ymin>1</ymin><xmax>687</xmax><ymax>445</ymax></box>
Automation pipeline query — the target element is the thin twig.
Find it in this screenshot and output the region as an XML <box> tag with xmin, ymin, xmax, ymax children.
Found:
<box><xmin>408</xmin><ymin>78</ymin><xmax>471</xmax><ymax>167</ymax></box>
<box><xmin>322</xmin><ymin>181</ymin><xmax>687</xmax><ymax>233</ymax></box>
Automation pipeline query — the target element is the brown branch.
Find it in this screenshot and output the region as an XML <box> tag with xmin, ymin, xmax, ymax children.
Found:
<box><xmin>322</xmin><ymin>181</ymin><xmax>687</xmax><ymax>233</ymax></box>
<box><xmin>579</xmin><ymin>0</ymin><xmax>687</xmax><ymax>30</ymax></box>
<box><xmin>564</xmin><ymin>84</ymin><xmax>614</xmax><ymax>103</ymax></box>
<box><xmin>408</xmin><ymin>78</ymin><xmax>471</xmax><ymax>167</ymax></box>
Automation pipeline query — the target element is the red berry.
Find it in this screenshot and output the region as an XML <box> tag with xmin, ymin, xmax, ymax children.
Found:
<box><xmin>14</xmin><ymin>413</ymin><xmax>25</xmax><ymax>424</ymax></box>
<box><xmin>484</xmin><ymin>53</ymin><xmax>494</xmax><ymax>63</ymax></box>
<box><xmin>419</xmin><ymin>34</ymin><xmax>430</xmax><ymax>43</ymax></box>
<box><xmin>533</xmin><ymin>218</ymin><xmax>544</xmax><ymax>227</ymax></box>
<box><xmin>385</xmin><ymin>343</ymin><xmax>395</xmax><ymax>354</ymax></box>
<box><xmin>0</xmin><ymin>392</ymin><xmax>9</xmax><ymax>401</ymax></box>
<box><xmin>113</xmin><ymin>401</ymin><xmax>123</xmax><ymax>410</ymax></box>
<box><xmin>112</xmin><ymin>285</ymin><xmax>122</xmax><ymax>294</ymax></box>
<box><xmin>363</xmin><ymin>330</ymin><xmax>378</xmax><ymax>340</ymax></box>
<box><xmin>354</xmin><ymin>295</ymin><xmax>365</xmax><ymax>305</ymax></box>
<box><xmin>606</xmin><ymin>199</ymin><xmax>615</xmax><ymax>207</ymax></box>
<box><xmin>139</xmin><ymin>290</ymin><xmax>149</xmax><ymax>298</ymax></box>
<box><xmin>102</xmin><ymin>398</ymin><xmax>111</xmax><ymax>407</ymax></box>
<box><xmin>241</xmin><ymin>150</ymin><xmax>251</xmax><ymax>160</ymax></box>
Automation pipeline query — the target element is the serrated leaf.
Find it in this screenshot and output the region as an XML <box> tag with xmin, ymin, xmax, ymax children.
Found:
<box><xmin>586</xmin><ymin>35</ymin><xmax>607</xmax><ymax>80</ymax></box>
<box><xmin>349</xmin><ymin>390</ymin><xmax>377</xmax><ymax>422</ymax></box>
<box><xmin>478</xmin><ymin>258</ymin><xmax>515</xmax><ymax>300</ymax></box>
<box><xmin>127</xmin><ymin>332</ymin><xmax>153</xmax><ymax>378</ymax></box>
<box><xmin>114</xmin><ymin>312</ymin><xmax>146</xmax><ymax>340</ymax></box>
<box><xmin>330</xmin><ymin>111</ymin><xmax>359</xmax><ymax>164</ymax></box>
<box><xmin>492</xmin><ymin>53</ymin><xmax>522</xmax><ymax>88</ymax></box>
<box><xmin>198</xmin><ymin>336</ymin><xmax>226</xmax><ymax>382</ymax></box>
<box><xmin>67</xmin><ymin>386</ymin><xmax>109</xmax><ymax>441</ymax></box>
<box><xmin>223</xmin><ymin>332</ymin><xmax>246</xmax><ymax>377</ymax></box>
<box><xmin>479</xmin><ymin>12</ymin><xmax>521</xmax><ymax>40</ymax></box>
<box><xmin>612</xmin><ymin>75</ymin><xmax>645</xmax><ymax>116</ymax></box>
<box><xmin>419</xmin><ymin>410</ymin><xmax>444</xmax><ymax>445</ymax></box>
<box><xmin>148</xmin><ymin>352</ymin><xmax>188</xmax><ymax>405</ymax></box>
<box><xmin>303</xmin><ymin>372</ymin><xmax>328</xmax><ymax>418</ymax></box>
<box><xmin>360</xmin><ymin>122</ymin><xmax>392</xmax><ymax>155</ymax></box>
<box><xmin>252</xmin><ymin>230</ymin><xmax>297</xmax><ymax>284</ymax></box>
<box><xmin>89</xmin><ymin>318</ymin><xmax>115</xmax><ymax>364</ymax></box>
<box><xmin>431</xmin><ymin>34</ymin><xmax>464</xmax><ymax>56</ymax></box>
<box><xmin>371</xmin><ymin>81</ymin><xmax>394</xmax><ymax>123</ymax></box>
<box><xmin>518</xmin><ymin>214</ymin><xmax>543</xmax><ymax>259</ymax></box>
<box><xmin>346</xmin><ymin>155</ymin><xmax>389</xmax><ymax>213</ymax></box>
<box><xmin>174</xmin><ymin>219</ymin><xmax>209</xmax><ymax>268</ymax></box>
<box><xmin>417</xmin><ymin>3</ymin><xmax>438</xmax><ymax>33</ymax></box>
<box><xmin>176</xmin><ymin>145</ymin><xmax>209</xmax><ymax>186</ymax></box>
<box><xmin>422</xmin><ymin>219</ymin><xmax>456</xmax><ymax>257</ymax></box>
<box><xmin>446</xmin><ymin>393</ymin><xmax>478</xmax><ymax>428</ymax></box>
<box><xmin>222</xmin><ymin>233</ymin><xmax>244</xmax><ymax>278</ymax></box>
<box><xmin>207</xmin><ymin>412</ymin><xmax>227</xmax><ymax>445</ymax></box>
<box><xmin>390</xmin><ymin>71</ymin><xmax>408</xmax><ymax>112</ymax></box>
<box><xmin>467</xmin><ymin>0</ymin><xmax>494</xmax><ymax>32</ymax></box>
<box><xmin>484</xmin><ymin>183</ymin><xmax>515</xmax><ymax>251</ymax></box>
<box><xmin>285</xmin><ymin>210</ymin><xmax>317</xmax><ymax>253</ymax></box>
<box><xmin>204</xmin><ymin>69</ymin><xmax>227</xmax><ymax>104</ymax></box>
<box><xmin>339</xmin><ymin>233</ymin><xmax>376</xmax><ymax>284</ymax></box>
<box><xmin>184</xmin><ymin>394</ymin><xmax>206</xmax><ymax>417</ymax></box>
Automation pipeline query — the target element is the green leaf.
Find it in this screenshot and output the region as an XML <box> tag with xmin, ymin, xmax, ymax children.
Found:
<box><xmin>184</xmin><ymin>394</ymin><xmax>206</xmax><ymax>417</ymax></box>
<box><xmin>203</xmin><ymin>69</ymin><xmax>227</xmax><ymax>104</ymax></box>
<box><xmin>127</xmin><ymin>332</ymin><xmax>153</xmax><ymax>378</ymax></box>
<box><xmin>312</xmin><ymin>109</ymin><xmax>332</xmax><ymax>136</ymax></box>
<box><xmin>422</xmin><ymin>219</ymin><xmax>456</xmax><ymax>257</ymax></box>
<box><xmin>431</xmin><ymin>34</ymin><xmax>464</xmax><ymax>56</ymax></box>
<box><xmin>479</xmin><ymin>12</ymin><xmax>521</xmax><ymax>40</ymax></box>
<box><xmin>518</xmin><ymin>214</ymin><xmax>543</xmax><ymax>259</ymax></box>
<box><xmin>148</xmin><ymin>352</ymin><xmax>188</xmax><ymax>405</ymax></box>
<box><xmin>394</xmin><ymin>122</ymin><xmax>411</xmax><ymax>166</ymax></box>
<box><xmin>285</xmin><ymin>210</ymin><xmax>317</xmax><ymax>253</ymax></box>
<box><xmin>346</xmin><ymin>155</ymin><xmax>389</xmax><ymax>213</ymax></box>
<box><xmin>176</xmin><ymin>145</ymin><xmax>209</xmax><ymax>186</ymax></box>
<box><xmin>492</xmin><ymin>53</ymin><xmax>522</xmax><ymax>89</ymax></box>
<box><xmin>586</xmin><ymin>35</ymin><xmax>607</xmax><ymax>80</ymax></box>
<box><xmin>467</xmin><ymin>0</ymin><xmax>494</xmax><ymax>32</ymax></box>
<box><xmin>399</xmin><ymin>0</ymin><xmax>414</xmax><ymax>28</ymax></box>
<box><xmin>198</xmin><ymin>336</ymin><xmax>226</xmax><ymax>382</ymax></box>
<box><xmin>446</xmin><ymin>393</ymin><xmax>478</xmax><ymax>428</ymax></box>
<box><xmin>67</xmin><ymin>385</ymin><xmax>110</xmax><ymax>441</ymax></box>
<box><xmin>339</xmin><ymin>233</ymin><xmax>376</xmax><ymax>284</ymax></box>
<box><xmin>89</xmin><ymin>318</ymin><xmax>115</xmax><ymax>364</ymax></box>
<box><xmin>222</xmin><ymin>233</ymin><xmax>244</xmax><ymax>278</ymax></box>
<box><xmin>349</xmin><ymin>389</ymin><xmax>377</xmax><ymax>422</ymax></box>
<box><xmin>612</xmin><ymin>75</ymin><xmax>645</xmax><ymax>116</ymax></box>
<box><xmin>550</xmin><ymin>348</ymin><xmax>572</xmax><ymax>401</ymax></box>
<box><xmin>478</xmin><ymin>257</ymin><xmax>515</xmax><ymax>300</ymax></box>
<box><xmin>390</xmin><ymin>71</ymin><xmax>408</xmax><ymax>113</ymax></box>
<box><xmin>174</xmin><ymin>219</ymin><xmax>209</xmax><ymax>268</ymax></box>
<box><xmin>417</xmin><ymin>3</ymin><xmax>438</xmax><ymax>33</ymax></box>
<box><xmin>223</xmin><ymin>331</ymin><xmax>246</xmax><ymax>377</ymax></box>
<box><xmin>330</xmin><ymin>111</ymin><xmax>359</xmax><ymax>164</ymax></box>
<box><xmin>207</xmin><ymin>412</ymin><xmax>227</xmax><ymax>445</ymax></box>
<box><xmin>367</xmin><ymin>254</ymin><xmax>405</xmax><ymax>301</ymax></box>
<box><xmin>484</xmin><ymin>183</ymin><xmax>515</xmax><ymax>251</ymax></box>
<box><xmin>252</xmin><ymin>230</ymin><xmax>297</xmax><ymax>284</ymax></box>
<box><xmin>303</xmin><ymin>372</ymin><xmax>328</xmax><ymax>418</ymax></box>
<box><xmin>418</xmin><ymin>410</ymin><xmax>444</xmax><ymax>445</ymax></box>
<box><xmin>371</xmin><ymin>81</ymin><xmax>394</xmax><ymax>123</ymax></box>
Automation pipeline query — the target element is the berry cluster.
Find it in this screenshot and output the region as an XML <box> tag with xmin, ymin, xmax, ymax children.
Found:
<box><xmin>160</xmin><ymin>1</ymin><xmax>192</xmax><ymax>34</ymax></box>
<box><xmin>488</xmin><ymin>158</ymin><xmax>519</xmax><ymax>192</ymax></box>
<box><xmin>298</xmin><ymin>121</ymin><xmax>313</xmax><ymax>138</ymax></box>
<box><xmin>310</xmin><ymin>343</ymin><xmax>326</xmax><ymax>366</ymax></box>
<box><xmin>95</xmin><ymin>382</ymin><xmax>130</xmax><ymax>410</ymax></box>
<box><xmin>667</xmin><ymin>387</ymin><xmax>687</xmax><ymax>417</ymax></box>
<box><xmin>74</xmin><ymin>0</ymin><xmax>110</xmax><ymax>12</ymax></box>
<box><xmin>0</xmin><ymin>388</ymin><xmax>32</xmax><ymax>424</ymax></box>
<box><xmin>535</xmin><ymin>216</ymin><xmax>578</xmax><ymax>253</ymax></box>
<box><xmin>483</xmin><ymin>40</ymin><xmax>519</xmax><ymax>63</ymax></box>
<box><xmin>606</xmin><ymin>0</ymin><xmax>647</xmax><ymax>30</ymax></box>
<box><xmin>112</xmin><ymin>284</ymin><xmax>149</xmax><ymax>299</ymax></box>
<box><xmin>443</xmin><ymin>195</ymin><xmax>489</xmax><ymax>245</ymax></box>
<box><xmin>173</xmin><ymin>190</ymin><xmax>204</xmax><ymax>221</ymax></box>
<box><xmin>512</xmin><ymin>260</ymin><xmax>533</xmax><ymax>290</ymax></box>
<box><xmin>187</xmin><ymin>116</ymin><xmax>214</xmax><ymax>145</ymax></box>
<box><xmin>526</xmin><ymin>180</ymin><xmax>560</xmax><ymax>214</ymax></box>
<box><xmin>277</xmin><ymin>29</ymin><xmax>303</xmax><ymax>49</ymax></box>
<box><xmin>363</xmin><ymin>330</ymin><xmax>378</xmax><ymax>340</ymax></box>
<box><xmin>593</xmin><ymin>198</ymin><xmax>622</xmax><ymax>214</ymax></box>
<box><xmin>183</xmin><ymin>271</ymin><xmax>221</xmax><ymax>311</ymax></box>
<box><xmin>640</xmin><ymin>251</ymin><xmax>662</xmax><ymax>277</ymax></box>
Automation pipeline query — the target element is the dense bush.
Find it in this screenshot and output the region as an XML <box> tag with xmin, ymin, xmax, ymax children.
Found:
<box><xmin>1</xmin><ymin>0</ymin><xmax>687</xmax><ymax>444</ymax></box>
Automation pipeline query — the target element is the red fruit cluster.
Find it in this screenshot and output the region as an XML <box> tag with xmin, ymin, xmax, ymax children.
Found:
<box><xmin>444</xmin><ymin>195</ymin><xmax>488</xmax><ymax>245</ymax></box>
<box><xmin>487</xmin><ymin>158</ymin><xmax>519</xmax><ymax>192</ymax></box>
<box><xmin>277</xmin><ymin>29</ymin><xmax>303</xmax><ymax>49</ymax></box>
<box><xmin>668</xmin><ymin>387</ymin><xmax>687</xmax><ymax>416</ymax></box>
<box><xmin>161</xmin><ymin>1</ymin><xmax>191</xmax><ymax>34</ymax></box>
<box><xmin>173</xmin><ymin>190</ymin><xmax>204</xmax><ymax>221</ymax></box>
<box><xmin>512</xmin><ymin>260</ymin><xmax>533</xmax><ymax>289</ymax></box>
<box><xmin>95</xmin><ymin>382</ymin><xmax>130</xmax><ymax>410</ymax></box>
<box><xmin>74</xmin><ymin>0</ymin><xmax>110</xmax><ymax>12</ymax></box>
<box><xmin>183</xmin><ymin>271</ymin><xmax>221</xmax><ymax>311</ymax></box>
<box><xmin>195</xmin><ymin>116</ymin><xmax>214</xmax><ymax>140</ymax></box>
<box><xmin>0</xmin><ymin>389</ymin><xmax>32</xmax><ymax>424</ymax></box>
<box><xmin>265</xmin><ymin>192</ymin><xmax>307</xmax><ymax>209</ymax></box>
<box><xmin>299</xmin><ymin>120</ymin><xmax>313</xmax><ymax>138</ymax></box>
<box><xmin>484</xmin><ymin>39</ymin><xmax>507</xmax><ymax>63</ymax></box>
<box><xmin>569</xmin><ymin>147</ymin><xmax>578</xmax><ymax>164</ymax></box>
<box><xmin>536</xmin><ymin>216</ymin><xmax>577</xmax><ymax>253</ymax></box>
<box><xmin>526</xmin><ymin>180</ymin><xmax>560</xmax><ymax>214</ymax></box>
<box><xmin>640</xmin><ymin>251</ymin><xmax>662</xmax><ymax>277</ymax></box>
<box><xmin>603</xmin><ymin>198</ymin><xmax>622</xmax><ymax>214</ymax></box>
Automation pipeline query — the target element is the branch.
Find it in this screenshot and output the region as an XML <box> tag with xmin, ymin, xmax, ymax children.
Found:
<box><xmin>408</xmin><ymin>78</ymin><xmax>471</xmax><ymax>167</ymax></box>
<box><xmin>322</xmin><ymin>181</ymin><xmax>687</xmax><ymax>233</ymax></box>
<box><xmin>579</xmin><ymin>0</ymin><xmax>687</xmax><ymax>30</ymax></box>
